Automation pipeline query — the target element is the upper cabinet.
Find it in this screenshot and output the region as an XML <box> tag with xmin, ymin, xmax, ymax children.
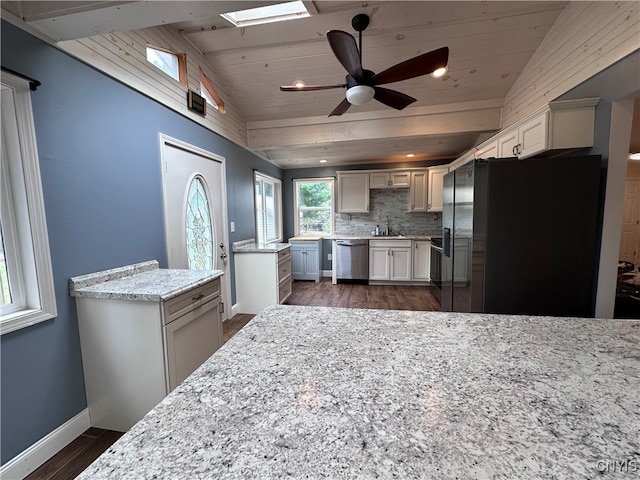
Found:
<box><xmin>337</xmin><ymin>172</ymin><xmax>369</xmax><ymax>213</ymax></box>
<box><xmin>408</xmin><ymin>170</ymin><xmax>428</xmax><ymax>212</ymax></box>
<box><xmin>475</xmin><ymin>139</ymin><xmax>498</xmax><ymax>159</ymax></box>
<box><xmin>498</xmin><ymin>112</ymin><xmax>548</xmax><ymax>158</ymax></box>
<box><xmin>426</xmin><ymin>166</ymin><xmax>449</xmax><ymax>212</ymax></box>
<box><xmin>451</xmin><ymin>98</ymin><xmax>599</xmax><ymax>170</ymax></box>
<box><xmin>409</xmin><ymin>167</ymin><xmax>448</xmax><ymax>213</ymax></box>
<box><xmin>370</xmin><ymin>171</ymin><xmax>410</xmax><ymax>188</ymax></box>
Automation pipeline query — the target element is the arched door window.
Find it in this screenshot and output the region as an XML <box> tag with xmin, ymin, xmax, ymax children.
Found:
<box><xmin>186</xmin><ymin>175</ymin><xmax>214</xmax><ymax>270</ymax></box>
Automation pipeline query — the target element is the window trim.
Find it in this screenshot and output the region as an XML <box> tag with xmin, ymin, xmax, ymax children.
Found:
<box><xmin>254</xmin><ymin>172</ymin><xmax>283</xmax><ymax>244</ymax></box>
<box><xmin>146</xmin><ymin>44</ymin><xmax>188</xmax><ymax>87</ymax></box>
<box><xmin>293</xmin><ymin>177</ymin><xmax>335</xmax><ymax>238</ymax></box>
<box><xmin>1</xmin><ymin>73</ymin><xmax>57</xmax><ymax>335</ymax></box>
<box><xmin>199</xmin><ymin>67</ymin><xmax>225</xmax><ymax>113</ymax></box>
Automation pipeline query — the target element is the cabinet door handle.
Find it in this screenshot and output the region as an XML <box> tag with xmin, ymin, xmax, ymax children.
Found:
<box><xmin>512</xmin><ymin>145</ymin><xmax>518</xmax><ymax>156</ymax></box>
<box><xmin>191</xmin><ymin>293</ymin><xmax>205</xmax><ymax>301</ymax></box>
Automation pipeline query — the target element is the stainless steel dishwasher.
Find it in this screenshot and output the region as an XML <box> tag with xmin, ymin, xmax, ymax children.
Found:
<box><xmin>335</xmin><ymin>239</ymin><xmax>369</xmax><ymax>283</ymax></box>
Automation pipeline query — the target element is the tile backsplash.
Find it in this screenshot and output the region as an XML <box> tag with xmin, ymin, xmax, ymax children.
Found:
<box><xmin>335</xmin><ymin>188</ymin><xmax>442</xmax><ymax>236</ymax></box>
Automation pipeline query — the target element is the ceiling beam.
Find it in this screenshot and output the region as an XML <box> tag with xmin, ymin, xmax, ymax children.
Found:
<box><xmin>247</xmin><ymin>99</ymin><xmax>503</xmax><ymax>150</ymax></box>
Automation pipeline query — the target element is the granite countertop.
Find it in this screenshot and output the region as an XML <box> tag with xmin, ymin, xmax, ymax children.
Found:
<box><xmin>69</xmin><ymin>260</ymin><xmax>224</xmax><ymax>302</ymax></box>
<box><xmin>78</xmin><ymin>305</ymin><xmax>639</xmax><ymax>479</ymax></box>
<box><xmin>232</xmin><ymin>238</ymin><xmax>291</xmax><ymax>253</ymax></box>
<box><xmin>288</xmin><ymin>236</ymin><xmax>323</xmax><ymax>241</ymax></box>
<box><xmin>332</xmin><ymin>234</ymin><xmax>437</xmax><ymax>240</ymax></box>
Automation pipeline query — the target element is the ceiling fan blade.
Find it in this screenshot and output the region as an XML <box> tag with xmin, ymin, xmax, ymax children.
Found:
<box><xmin>280</xmin><ymin>84</ymin><xmax>346</xmax><ymax>92</ymax></box>
<box><xmin>373</xmin><ymin>87</ymin><xmax>416</xmax><ymax>110</ymax></box>
<box><xmin>373</xmin><ymin>47</ymin><xmax>449</xmax><ymax>85</ymax></box>
<box><xmin>328</xmin><ymin>98</ymin><xmax>351</xmax><ymax>117</ymax></box>
<box><xmin>326</xmin><ymin>30</ymin><xmax>364</xmax><ymax>79</ymax></box>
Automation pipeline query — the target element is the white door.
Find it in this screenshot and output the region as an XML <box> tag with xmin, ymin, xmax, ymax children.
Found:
<box><xmin>160</xmin><ymin>134</ymin><xmax>230</xmax><ymax>319</ymax></box>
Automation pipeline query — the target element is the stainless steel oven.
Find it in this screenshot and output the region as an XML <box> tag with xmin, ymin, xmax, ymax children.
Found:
<box><xmin>430</xmin><ymin>237</ymin><xmax>443</xmax><ymax>303</ymax></box>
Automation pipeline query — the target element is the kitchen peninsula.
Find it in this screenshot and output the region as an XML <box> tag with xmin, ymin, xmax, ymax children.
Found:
<box><xmin>78</xmin><ymin>305</ymin><xmax>639</xmax><ymax>479</ymax></box>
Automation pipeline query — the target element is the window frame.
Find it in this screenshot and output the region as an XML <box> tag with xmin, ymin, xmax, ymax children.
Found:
<box><xmin>199</xmin><ymin>67</ymin><xmax>225</xmax><ymax>113</ymax></box>
<box><xmin>146</xmin><ymin>45</ymin><xmax>187</xmax><ymax>87</ymax></box>
<box><xmin>254</xmin><ymin>172</ymin><xmax>283</xmax><ymax>244</ymax></box>
<box><xmin>1</xmin><ymin>73</ymin><xmax>57</xmax><ymax>335</ymax></box>
<box><xmin>293</xmin><ymin>177</ymin><xmax>335</xmax><ymax>238</ymax></box>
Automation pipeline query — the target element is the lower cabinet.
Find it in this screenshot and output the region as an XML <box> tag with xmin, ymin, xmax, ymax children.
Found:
<box><xmin>235</xmin><ymin>247</ymin><xmax>292</xmax><ymax>313</ymax></box>
<box><xmin>76</xmin><ymin>278</ymin><xmax>222</xmax><ymax>432</ymax></box>
<box><xmin>290</xmin><ymin>239</ymin><xmax>321</xmax><ymax>282</ymax></box>
<box><xmin>412</xmin><ymin>240</ymin><xmax>431</xmax><ymax>281</ymax></box>
<box><xmin>369</xmin><ymin>239</ymin><xmax>412</xmax><ymax>282</ymax></box>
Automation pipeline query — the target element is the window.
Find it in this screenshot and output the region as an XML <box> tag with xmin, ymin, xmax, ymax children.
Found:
<box><xmin>255</xmin><ymin>172</ymin><xmax>282</xmax><ymax>243</ymax></box>
<box><xmin>146</xmin><ymin>45</ymin><xmax>187</xmax><ymax>87</ymax></box>
<box><xmin>186</xmin><ymin>176</ymin><xmax>214</xmax><ymax>270</ymax></box>
<box><xmin>199</xmin><ymin>67</ymin><xmax>225</xmax><ymax>113</ymax></box>
<box><xmin>293</xmin><ymin>178</ymin><xmax>334</xmax><ymax>236</ymax></box>
<box><xmin>1</xmin><ymin>73</ymin><xmax>56</xmax><ymax>335</ymax></box>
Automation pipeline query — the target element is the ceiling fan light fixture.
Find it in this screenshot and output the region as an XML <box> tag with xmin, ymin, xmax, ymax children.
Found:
<box><xmin>294</xmin><ymin>80</ymin><xmax>307</xmax><ymax>89</ymax></box>
<box><xmin>346</xmin><ymin>85</ymin><xmax>375</xmax><ymax>105</ymax></box>
<box><xmin>430</xmin><ymin>66</ymin><xmax>448</xmax><ymax>78</ymax></box>
<box><xmin>629</xmin><ymin>152</ymin><xmax>640</xmax><ymax>161</ymax></box>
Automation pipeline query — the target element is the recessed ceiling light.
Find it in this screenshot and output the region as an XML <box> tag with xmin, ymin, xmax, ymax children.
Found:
<box><xmin>319</xmin><ymin>159</ymin><xmax>328</xmax><ymax>163</ymax></box>
<box><xmin>406</xmin><ymin>153</ymin><xmax>416</xmax><ymax>158</ymax></box>
<box><xmin>294</xmin><ymin>80</ymin><xmax>306</xmax><ymax>89</ymax></box>
<box><xmin>629</xmin><ymin>152</ymin><xmax>640</xmax><ymax>161</ymax></box>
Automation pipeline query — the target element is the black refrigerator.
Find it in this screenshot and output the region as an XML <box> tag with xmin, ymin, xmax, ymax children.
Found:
<box><xmin>441</xmin><ymin>155</ymin><xmax>602</xmax><ymax>317</ymax></box>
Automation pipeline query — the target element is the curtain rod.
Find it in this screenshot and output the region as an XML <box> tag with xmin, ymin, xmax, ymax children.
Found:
<box><xmin>1</xmin><ymin>66</ymin><xmax>41</xmax><ymax>91</ymax></box>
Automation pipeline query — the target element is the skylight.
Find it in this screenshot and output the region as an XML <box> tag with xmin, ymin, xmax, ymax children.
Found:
<box><xmin>220</xmin><ymin>1</ymin><xmax>309</xmax><ymax>27</ymax></box>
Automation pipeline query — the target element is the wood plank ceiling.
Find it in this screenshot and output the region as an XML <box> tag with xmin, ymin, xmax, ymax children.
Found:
<box><xmin>3</xmin><ymin>1</ymin><xmax>571</xmax><ymax>168</ymax></box>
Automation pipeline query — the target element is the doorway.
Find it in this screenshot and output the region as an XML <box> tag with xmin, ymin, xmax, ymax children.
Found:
<box><xmin>159</xmin><ymin>134</ymin><xmax>231</xmax><ymax>319</ymax></box>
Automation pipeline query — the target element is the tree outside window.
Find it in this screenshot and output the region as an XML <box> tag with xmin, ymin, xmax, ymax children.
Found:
<box><xmin>294</xmin><ymin>178</ymin><xmax>334</xmax><ymax>236</ymax></box>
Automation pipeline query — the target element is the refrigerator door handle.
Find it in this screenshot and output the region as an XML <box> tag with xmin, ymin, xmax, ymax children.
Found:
<box><xmin>443</xmin><ymin>227</ymin><xmax>451</xmax><ymax>257</ymax></box>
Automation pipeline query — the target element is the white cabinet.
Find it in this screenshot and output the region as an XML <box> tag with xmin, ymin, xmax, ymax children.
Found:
<box><xmin>235</xmin><ymin>247</ymin><xmax>292</xmax><ymax>314</ymax></box>
<box><xmin>369</xmin><ymin>239</ymin><xmax>412</xmax><ymax>282</ymax></box>
<box><xmin>475</xmin><ymin>140</ymin><xmax>498</xmax><ymax>159</ymax></box>
<box><xmin>370</xmin><ymin>171</ymin><xmax>410</xmax><ymax>188</ymax></box>
<box><xmin>409</xmin><ymin>170</ymin><xmax>428</xmax><ymax>212</ymax></box>
<box><xmin>338</xmin><ymin>172</ymin><xmax>369</xmax><ymax>212</ymax></box>
<box><xmin>409</xmin><ymin>167</ymin><xmax>448</xmax><ymax>212</ymax></box>
<box><xmin>290</xmin><ymin>239</ymin><xmax>321</xmax><ymax>282</ymax></box>
<box><xmin>76</xmin><ymin>277</ymin><xmax>222</xmax><ymax>431</ymax></box>
<box><xmin>451</xmin><ymin>98</ymin><xmax>599</xmax><ymax>167</ymax></box>
<box><xmin>499</xmin><ymin>98</ymin><xmax>598</xmax><ymax>159</ymax></box>
<box><xmin>412</xmin><ymin>240</ymin><xmax>431</xmax><ymax>281</ymax></box>
<box><xmin>498</xmin><ymin>113</ymin><xmax>548</xmax><ymax>158</ymax></box>
<box><xmin>427</xmin><ymin>166</ymin><xmax>449</xmax><ymax>212</ymax></box>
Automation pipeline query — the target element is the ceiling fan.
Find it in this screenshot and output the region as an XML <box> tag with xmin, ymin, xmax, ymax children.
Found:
<box><xmin>280</xmin><ymin>14</ymin><xmax>449</xmax><ymax>117</ymax></box>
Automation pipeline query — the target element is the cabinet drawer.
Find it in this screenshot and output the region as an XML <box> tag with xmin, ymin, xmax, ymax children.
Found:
<box><xmin>163</xmin><ymin>278</ymin><xmax>220</xmax><ymax>325</ymax></box>
<box><xmin>277</xmin><ymin>248</ymin><xmax>291</xmax><ymax>263</ymax></box>
<box><xmin>278</xmin><ymin>255</ymin><xmax>291</xmax><ymax>280</ymax></box>
<box><xmin>278</xmin><ymin>276</ymin><xmax>292</xmax><ymax>303</ymax></box>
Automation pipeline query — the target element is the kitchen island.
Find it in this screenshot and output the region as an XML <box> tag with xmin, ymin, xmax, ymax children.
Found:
<box><xmin>77</xmin><ymin>306</ymin><xmax>639</xmax><ymax>479</ymax></box>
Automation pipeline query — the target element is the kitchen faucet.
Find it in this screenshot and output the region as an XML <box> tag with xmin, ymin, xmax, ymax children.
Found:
<box><xmin>385</xmin><ymin>216</ymin><xmax>390</xmax><ymax>235</ymax></box>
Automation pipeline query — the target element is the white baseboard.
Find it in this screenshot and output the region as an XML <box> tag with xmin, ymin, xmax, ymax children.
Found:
<box><xmin>229</xmin><ymin>303</ymin><xmax>239</xmax><ymax>319</ymax></box>
<box><xmin>322</xmin><ymin>270</ymin><xmax>332</xmax><ymax>277</ymax></box>
<box><xmin>1</xmin><ymin>409</ymin><xmax>90</xmax><ymax>480</ymax></box>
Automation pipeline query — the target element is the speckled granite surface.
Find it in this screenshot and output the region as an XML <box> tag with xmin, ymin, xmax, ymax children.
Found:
<box><xmin>77</xmin><ymin>305</ymin><xmax>640</xmax><ymax>479</ymax></box>
<box><xmin>69</xmin><ymin>261</ymin><xmax>224</xmax><ymax>301</ymax></box>
<box><xmin>232</xmin><ymin>239</ymin><xmax>291</xmax><ymax>253</ymax></box>
<box><xmin>331</xmin><ymin>234</ymin><xmax>437</xmax><ymax>240</ymax></box>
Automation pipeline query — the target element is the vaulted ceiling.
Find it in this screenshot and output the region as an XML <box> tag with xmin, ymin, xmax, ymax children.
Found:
<box><xmin>3</xmin><ymin>1</ymin><xmax>575</xmax><ymax>168</ymax></box>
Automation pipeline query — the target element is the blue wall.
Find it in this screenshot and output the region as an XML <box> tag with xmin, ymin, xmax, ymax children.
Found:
<box><xmin>0</xmin><ymin>20</ymin><xmax>279</xmax><ymax>464</ymax></box>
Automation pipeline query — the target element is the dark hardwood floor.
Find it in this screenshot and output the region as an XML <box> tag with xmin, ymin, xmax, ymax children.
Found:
<box><xmin>25</xmin><ymin>279</ymin><xmax>438</xmax><ymax>479</ymax></box>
